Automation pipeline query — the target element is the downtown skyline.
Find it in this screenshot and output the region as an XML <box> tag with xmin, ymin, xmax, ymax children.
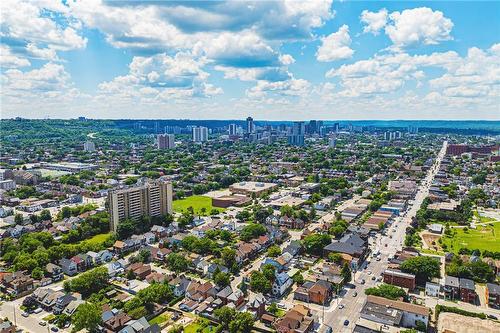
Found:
<box><xmin>1</xmin><ymin>0</ymin><xmax>499</xmax><ymax>120</ymax></box>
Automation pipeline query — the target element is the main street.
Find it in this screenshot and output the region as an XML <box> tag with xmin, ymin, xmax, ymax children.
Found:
<box><xmin>325</xmin><ymin>141</ymin><xmax>448</xmax><ymax>332</ymax></box>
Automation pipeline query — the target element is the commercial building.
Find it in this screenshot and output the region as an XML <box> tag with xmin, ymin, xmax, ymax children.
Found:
<box><xmin>246</xmin><ymin>117</ymin><xmax>255</xmax><ymax>134</ymax></box>
<box><xmin>361</xmin><ymin>295</ymin><xmax>429</xmax><ymax>330</ymax></box>
<box><xmin>192</xmin><ymin>126</ymin><xmax>208</xmax><ymax>142</ymax></box>
<box><xmin>0</xmin><ymin>179</ymin><xmax>16</xmax><ymax>191</ymax></box>
<box><xmin>108</xmin><ymin>180</ymin><xmax>173</xmax><ymax>232</ymax></box>
<box><xmin>157</xmin><ymin>134</ymin><xmax>175</xmax><ymax>149</ymax></box>
<box><xmin>83</xmin><ymin>141</ymin><xmax>96</xmax><ymax>152</ymax></box>
<box><xmin>383</xmin><ymin>269</ymin><xmax>416</xmax><ymax>290</ymax></box>
<box><xmin>228</xmin><ymin>181</ymin><xmax>278</xmax><ymax>197</ymax></box>
<box><xmin>0</xmin><ymin>169</ymin><xmax>14</xmax><ymax>181</ymax></box>
<box><xmin>288</xmin><ymin>121</ymin><xmax>305</xmax><ymax>146</ymax></box>
<box><xmin>39</xmin><ymin>162</ymin><xmax>98</xmax><ymax>173</ymax></box>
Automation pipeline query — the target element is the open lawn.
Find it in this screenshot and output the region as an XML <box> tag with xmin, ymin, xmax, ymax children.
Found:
<box><xmin>173</xmin><ymin>195</ymin><xmax>225</xmax><ymax>215</ymax></box>
<box><xmin>148</xmin><ymin>313</ymin><xmax>170</xmax><ymax>325</ymax></box>
<box><xmin>441</xmin><ymin>223</ymin><xmax>500</xmax><ymax>253</ymax></box>
<box><xmin>184</xmin><ymin>319</ymin><xmax>217</xmax><ymax>333</ymax></box>
<box><xmin>82</xmin><ymin>233</ymin><xmax>112</xmax><ymax>245</ymax></box>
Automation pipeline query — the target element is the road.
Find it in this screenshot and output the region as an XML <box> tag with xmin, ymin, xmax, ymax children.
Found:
<box><xmin>325</xmin><ymin>140</ymin><xmax>448</xmax><ymax>332</ymax></box>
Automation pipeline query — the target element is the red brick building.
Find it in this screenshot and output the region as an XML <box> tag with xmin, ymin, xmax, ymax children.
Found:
<box><xmin>383</xmin><ymin>269</ymin><xmax>416</xmax><ymax>290</ymax></box>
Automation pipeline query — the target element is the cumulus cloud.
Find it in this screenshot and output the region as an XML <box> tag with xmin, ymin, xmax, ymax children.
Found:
<box><xmin>359</xmin><ymin>7</ymin><xmax>453</xmax><ymax>49</ymax></box>
<box><xmin>98</xmin><ymin>53</ymin><xmax>222</xmax><ymax>100</ymax></box>
<box><xmin>0</xmin><ymin>0</ymin><xmax>86</xmax><ymax>61</ymax></box>
<box><xmin>385</xmin><ymin>7</ymin><xmax>453</xmax><ymax>48</ymax></box>
<box><xmin>360</xmin><ymin>9</ymin><xmax>388</xmax><ymax>35</ymax></box>
<box><xmin>316</xmin><ymin>25</ymin><xmax>354</xmax><ymax>62</ymax></box>
<box><xmin>0</xmin><ymin>46</ymin><xmax>31</xmax><ymax>68</ymax></box>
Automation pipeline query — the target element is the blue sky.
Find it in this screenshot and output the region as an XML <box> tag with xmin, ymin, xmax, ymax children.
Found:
<box><xmin>1</xmin><ymin>0</ymin><xmax>499</xmax><ymax>120</ymax></box>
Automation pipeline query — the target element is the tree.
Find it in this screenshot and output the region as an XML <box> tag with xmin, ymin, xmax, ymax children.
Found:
<box><xmin>14</xmin><ymin>213</ymin><xmax>23</xmax><ymax>225</ymax></box>
<box><xmin>249</xmin><ymin>271</ymin><xmax>272</xmax><ymax>294</ymax></box>
<box><xmin>302</xmin><ymin>234</ymin><xmax>331</xmax><ymax>256</ymax></box>
<box><xmin>166</xmin><ymin>253</ymin><xmax>190</xmax><ymax>273</ymax></box>
<box><xmin>267</xmin><ymin>245</ymin><xmax>281</xmax><ymax>258</ymax></box>
<box><xmin>72</xmin><ymin>302</ymin><xmax>102</xmax><ymax>333</ymax></box>
<box><xmin>292</xmin><ymin>272</ymin><xmax>304</xmax><ymax>285</ymax></box>
<box><xmin>365</xmin><ymin>284</ymin><xmax>407</xmax><ymax>300</ymax></box>
<box><xmin>240</xmin><ymin>223</ymin><xmax>266</xmax><ymax>242</ymax></box>
<box><xmin>262</xmin><ymin>264</ymin><xmax>276</xmax><ymax>281</ymax></box>
<box><xmin>229</xmin><ymin>311</ymin><xmax>254</xmax><ymax>333</ymax></box>
<box><xmin>400</xmin><ymin>256</ymin><xmax>440</xmax><ymax>284</ymax></box>
<box><xmin>268</xmin><ymin>302</ymin><xmax>279</xmax><ymax>315</ymax></box>
<box><xmin>221</xmin><ymin>247</ymin><xmax>237</xmax><ymax>268</ymax></box>
<box><xmin>64</xmin><ymin>267</ymin><xmax>109</xmax><ymax>297</ymax></box>
<box><xmin>214</xmin><ymin>271</ymin><xmax>231</xmax><ymax>288</ymax></box>
<box><xmin>328</xmin><ymin>253</ymin><xmax>343</xmax><ymax>264</ymax></box>
<box><xmin>39</xmin><ymin>209</ymin><xmax>52</xmax><ymax>221</ymax></box>
<box><xmin>341</xmin><ymin>262</ymin><xmax>351</xmax><ymax>284</ymax></box>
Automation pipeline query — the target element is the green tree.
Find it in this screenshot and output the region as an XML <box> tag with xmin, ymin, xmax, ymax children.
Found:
<box><xmin>302</xmin><ymin>234</ymin><xmax>331</xmax><ymax>256</ymax></box>
<box><xmin>64</xmin><ymin>267</ymin><xmax>109</xmax><ymax>297</ymax></box>
<box><xmin>214</xmin><ymin>271</ymin><xmax>231</xmax><ymax>288</ymax></box>
<box><xmin>72</xmin><ymin>302</ymin><xmax>102</xmax><ymax>333</ymax></box>
<box><xmin>166</xmin><ymin>253</ymin><xmax>190</xmax><ymax>273</ymax></box>
<box><xmin>365</xmin><ymin>284</ymin><xmax>407</xmax><ymax>300</ymax></box>
<box><xmin>267</xmin><ymin>245</ymin><xmax>281</xmax><ymax>258</ymax></box>
<box><xmin>341</xmin><ymin>262</ymin><xmax>351</xmax><ymax>284</ymax></box>
<box><xmin>249</xmin><ymin>271</ymin><xmax>272</xmax><ymax>294</ymax></box>
<box><xmin>400</xmin><ymin>256</ymin><xmax>441</xmax><ymax>284</ymax></box>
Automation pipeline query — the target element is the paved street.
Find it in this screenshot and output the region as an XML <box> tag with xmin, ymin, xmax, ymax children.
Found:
<box><xmin>325</xmin><ymin>141</ymin><xmax>448</xmax><ymax>332</ymax></box>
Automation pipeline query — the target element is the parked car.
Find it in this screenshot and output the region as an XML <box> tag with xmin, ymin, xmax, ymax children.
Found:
<box><xmin>353</xmin><ymin>291</ymin><xmax>358</xmax><ymax>297</ymax></box>
<box><xmin>33</xmin><ymin>308</ymin><xmax>43</xmax><ymax>314</ymax></box>
<box><xmin>39</xmin><ymin>321</ymin><xmax>47</xmax><ymax>326</ymax></box>
<box><xmin>338</xmin><ymin>304</ymin><xmax>344</xmax><ymax>309</ymax></box>
<box><xmin>343</xmin><ymin>320</ymin><xmax>349</xmax><ymax>326</ymax></box>
<box><xmin>21</xmin><ymin>312</ymin><xmax>29</xmax><ymax>317</ymax></box>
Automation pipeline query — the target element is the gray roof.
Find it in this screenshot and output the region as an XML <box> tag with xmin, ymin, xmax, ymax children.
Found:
<box><xmin>487</xmin><ymin>283</ymin><xmax>500</xmax><ymax>295</ymax></box>
<box><xmin>324</xmin><ymin>233</ymin><xmax>366</xmax><ymax>256</ymax></box>
<box><xmin>445</xmin><ymin>275</ymin><xmax>459</xmax><ymax>287</ymax></box>
<box><xmin>459</xmin><ymin>278</ymin><xmax>475</xmax><ymax>290</ymax></box>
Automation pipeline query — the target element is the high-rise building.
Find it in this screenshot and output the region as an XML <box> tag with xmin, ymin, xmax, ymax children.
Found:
<box><xmin>83</xmin><ymin>141</ymin><xmax>96</xmax><ymax>152</ymax></box>
<box><xmin>246</xmin><ymin>117</ymin><xmax>255</xmax><ymax>134</ymax></box>
<box><xmin>408</xmin><ymin>126</ymin><xmax>419</xmax><ymax>134</ymax></box>
<box><xmin>108</xmin><ymin>180</ymin><xmax>173</xmax><ymax>232</ymax></box>
<box><xmin>333</xmin><ymin>122</ymin><xmax>340</xmax><ymax>133</ymax></box>
<box><xmin>192</xmin><ymin>126</ymin><xmax>208</xmax><ymax>142</ymax></box>
<box><xmin>288</xmin><ymin>121</ymin><xmax>305</xmax><ymax>146</ymax></box>
<box><xmin>228</xmin><ymin>124</ymin><xmax>238</xmax><ymax>136</ymax></box>
<box><xmin>157</xmin><ymin>134</ymin><xmax>175</xmax><ymax>149</ymax></box>
<box><xmin>329</xmin><ymin>137</ymin><xmax>337</xmax><ymax>148</ymax></box>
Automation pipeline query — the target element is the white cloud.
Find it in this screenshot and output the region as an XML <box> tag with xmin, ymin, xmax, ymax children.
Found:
<box><xmin>316</xmin><ymin>25</ymin><xmax>354</xmax><ymax>62</ymax></box>
<box><xmin>279</xmin><ymin>54</ymin><xmax>296</xmax><ymax>65</ymax></box>
<box><xmin>98</xmin><ymin>53</ymin><xmax>221</xmax><ymax>100</ymax></box>
<box><xmin>0</xmin><ymin>0</ymin><xmax>86</xmax><ymax>61</ymax></box>
<box><xmin>360</xmin><ymin>9</ymin><xmax>388</xmax><ymax>35</ymax></box>
<box><xmin>0</xmin><ymin>46</ymin><xmax>31</xmax><ymax>68</ymax></box>
<box><xmin>385</xmin><ymin>7</ymin><xmax>453</xmax><ymax>48</ymax></box>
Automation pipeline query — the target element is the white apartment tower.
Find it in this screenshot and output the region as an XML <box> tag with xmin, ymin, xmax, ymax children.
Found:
<box><xmin>83</xmin><ymin>141</ymin><xmax>96</xmax><ymax>152</ymax></box>
<box><xmin>228</xmin><ymin>123</ymin><xmax>238</xmax><ymax>136</ymax></box>
<box><xmin>192</xmin><ymin>126</ymin><xmax>208</xmax><ymax>142</ymax></box>
<box><xmin>157</xmin><ymin>134</ymin><xmax>175</xmax><ymax>149</ymax></box>
<box><xmin>108</xmin><ymin>180</ymin><xmax>173</xmax><ymax>232</ymax></box>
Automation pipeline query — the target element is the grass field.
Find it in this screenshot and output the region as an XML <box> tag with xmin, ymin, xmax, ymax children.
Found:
<box><xmin>184</xmin><ymin>319</ymin><xmax>217</xmax><ymax>333</ymax></box>
<box><xmin>173</xmin><ymin>195</ymin><xmax>225</xmax><ymax>215</ymax></box>
<box><xmin>148</xmin><ymin>313</ymin><xmax>170</xmax><ymax>325</ymax></box>
<box><xmin>441</xmin><ymin>223</ymin><xmax>500</xmax><ymax>253</ymax></box>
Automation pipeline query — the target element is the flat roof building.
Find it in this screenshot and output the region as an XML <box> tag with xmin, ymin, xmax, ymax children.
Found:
<box><xmin>108</xmin><ymin>180</ymin><xmax>173</xmax><ymax>232</ymax></box>
<box><xmin>229</xmin><ymin>181</ymin><xmax>278</xmax><ymax>197</ymax></box>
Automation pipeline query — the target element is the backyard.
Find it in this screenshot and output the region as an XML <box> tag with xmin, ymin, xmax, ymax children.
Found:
<box><xmin>184</xmin><ymin>318</ymin><xmax>217</xmax><ymax>333</ymax></box>
<box><xmin>440</xmin><ymin>222</ymin><xmax>500</xmax><ymax>253</ymax></box>
<box><xmin>173</xmin><ymin>195</ymin><xmax>225</xmax><ymax>215</ymax></box>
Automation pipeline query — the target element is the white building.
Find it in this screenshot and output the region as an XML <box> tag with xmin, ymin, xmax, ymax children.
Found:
<box><xmin>157</xmin><ymin>134</ymin><xmax>175</xmax><ymax>149</ymax></box>
<box><xmin>192</xmin><ymin>126</ymin><xmax>208</xmax><ymax>142</ymax></box>
<box><xmin>83</xmin><ymin>141</ymin><xmax>96</xmax><ymax>152</ymax></box>
<box><xmin>0</xmin><ymin>179</ymin><xmax>16</xmax><ymax>190</ymax></box>
<box><xmin>228</xmin><ymin>124</ymin><xmax>238</xmax><ymax>136</ymax></box>
<box><xmin>425</xmin><ymin>282</ymin><xmax>440</xmax><ymax>297</ymax></box>
<box><xmin>272</xmin><ymin>272</ymin><xmax>293</xmax><ymax>297</ymax></box>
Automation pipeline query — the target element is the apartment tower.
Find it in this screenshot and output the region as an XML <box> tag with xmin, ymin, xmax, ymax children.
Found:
<box><xmin>108</xmin><ymin>180</ymin><xmax>173</xmax><ymax>232</ymax></box>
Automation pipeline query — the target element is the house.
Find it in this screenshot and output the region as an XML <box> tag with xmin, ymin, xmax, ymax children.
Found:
<box><xmin>425</xmin><ymin>282</ymin><xmax>440</xmax><ymax>297</ymax></box>
<box><xmin>0</xmin><ymin>271</ymin><xmax>34</xmax><ymax>296</ymax></box>
<box><xmin>459</xmin><ymin>278</ymin><xmax>477</xmax><ymax>304</ymax></box>
<box><xmin>0</xmin><ymin>319</ymin><xmax>16</xmax><ymax>333</ymax></box>
<box><xmin>279</xmin><ymin>216</ymin><xmax>305</xmax><ymax>229</ymax></box>
<box><xmin>53</xmin><ymin>293</ymin><xmax>79</xmax><ymax>314</ymax></box>
<box><xmin>41</xmin><ymin>290</ymin><xmax>65</xmax><ymax>311</ymax></box>
<box><xmin>272</xmin><ymin>272</ymin><xmax>293</xmax><ymax>297</ymax></box>
<box><xmin>107</xmin><ymin>261</ymin><xmax>125</xmax><ymax>277</ymax></box>
<box><xmin>360</xmin><ymin>295</ymin><xmax>429</xmax><ymax>329</ymax></box>
<box><xmin>126</xmin><ymin>263</ymin><xmax>151</xmax><ymax>280</ymax></box>
<box><xmin>98</xmin><ymin>249</ymin><xmax>113</xmax><ymax>262</ymax></box>
<box><xmin>444</xmin><ymin>276</ymin><xmax>460</xmax><ymax>300</ymax></box>
<box><xmin>103</xmin><ymin>311</ymin><xmax>132</xmax><ymax>332</ymax></box>
<box><xmin>151</xmin><ymin>225</ymin><xmax>167</xmax><ymax>239</ymax></box>
<box><xmin>274</xmin><ymin>305</ymin><xmax>315</xmax><ymax>333</ymax></box>
<box><xmin>118</xmin><ymin>316</ymin><xmax>159</xmax><ymax>333</ymax></box>
<box><xmin>323</xmin><ymin>232</ymin><xmax>367</xmax><ymax>270</ymax></box>
<box><xmin>227</xmin><ymin>289</ymin><xmax>245</xmax><ymax>307</ymax></box>
<box><xmin>206</xmin><ymin>264</ymin><xmax>229</xmax><ymax>278</ymax></box>
<box><xmin>247</xmin><ymin>293</ymin><xmax>266</xmax><ymax>318</ymax></box>
<box><xmin>150</xmin><ymin>247</ymin><xmax>171</xmax><ymax>262</ymax></box>
<box><xmin>216</xmin><ymin>285</ymin><xmax>233</xmax><ymax>304</ymax></box>
<box><xmin>171</xmin><ymin>276</ymin><xmax>191</xmax><ymax>297</ymax></box>
<box><xmin>64</xmin><ymin>299</ymin><xmax>83</xmax><ymax>316</ymax></box>
<box><xmin>308</xmin><ymin>280</ymin><xmax>333</xmax><ymax>305</ymax></box>
<box><xmin>383</xmin><ymin>269</ymin><xmax>416</xmax><ymax>290</ymax></box>
<box><xmin>486</xmin><ymin>283</ymin><xmax>500</xmax><ymax>308</ymax></box>
<box><xmin>283</xmin><ymin>240</ymin><xmax>303</xmax><ymax>257</ymax></box>
<box><xmin>45</xmin><ymin>263</ymin><xmax>63</xmax><ymax>282</ymax></box>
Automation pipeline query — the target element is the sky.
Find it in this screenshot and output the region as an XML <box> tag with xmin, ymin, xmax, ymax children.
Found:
<box><xmin>1</xmin><ymin>0</ymin><xmax>499</xmax><ymax>120</ymax></box>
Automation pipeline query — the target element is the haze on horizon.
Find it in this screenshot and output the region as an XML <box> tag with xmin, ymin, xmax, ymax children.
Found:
<box><xmin>1</xmin><ymin>0</ymin><xmax>499</xmax><ymax>120</ymax></box>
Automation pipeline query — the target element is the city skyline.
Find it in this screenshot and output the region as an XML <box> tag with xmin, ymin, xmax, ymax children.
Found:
<box><xmin>1</xmin><ymin>1</ymin><xmax>499</xmax><ymax>120</ymax></box>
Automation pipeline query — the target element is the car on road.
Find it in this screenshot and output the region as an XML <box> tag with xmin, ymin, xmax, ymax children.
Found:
<box><xmin>371</xmin><ymin>276</ymin><xmax>376</xmax><ymax>281</ymax></box>
<box><xmin>39</xmin><ymin>321</ymin><xmax>47</xmax><ymax>326</ymax></box>
<box><xmin>367</xmin><ymin>271</ymin><xmax>372</xmax><ymax>275</ymax></box>
<box><xmin>51</xmin><ymin>327</ymin><xmax>59</xmax><ymax>332</ymax></box>
<box><xmin>487</xmin><ymin>314</ymin><xmax>498</xmax><ymax>320</ymax></box>
<box><xmin>353</xmin><ymin>291</ymin><xmax>358</xmax><ymax>297</ymax></box>
<box><xmin>343</xmin><ymin>320</ymin><xmax>349</xmax><ymax>326</ymax></box>
<box><xmin>338</xmin><ymin>304</ymin><xmax>344</xmax><ymax>309</ymax></box>
<box><xmin>359</xmin><ymin>279</ymin><xmax>365</xmax><ymax>284</ymax></box>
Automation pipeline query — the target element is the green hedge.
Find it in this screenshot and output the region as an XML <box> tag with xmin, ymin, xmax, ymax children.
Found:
<box><xmin>435</xmin><ymin>305</ymin><xmax>486</xmax><ymax>319</ymax></box>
